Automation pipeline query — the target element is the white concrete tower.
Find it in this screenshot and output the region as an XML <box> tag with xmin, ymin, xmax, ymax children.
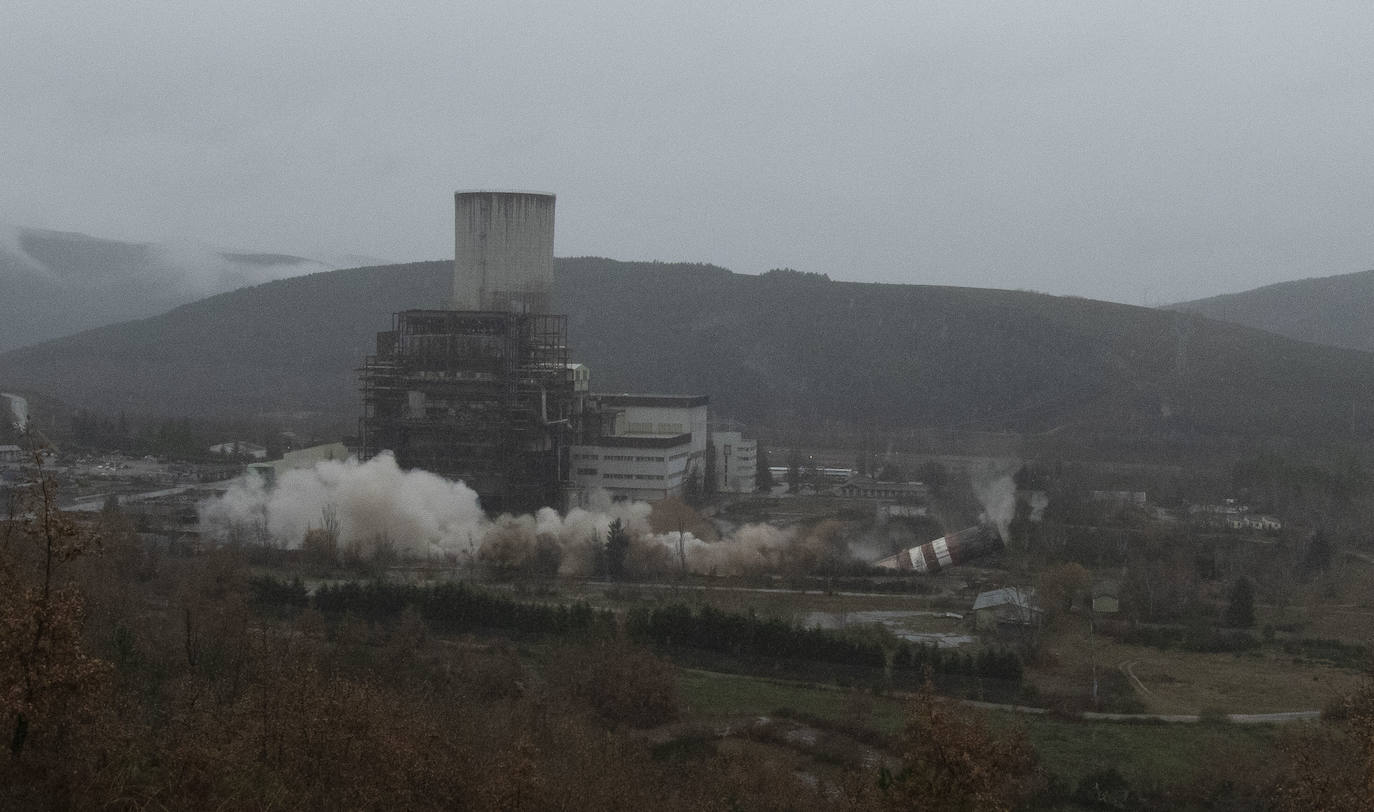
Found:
<box><xmin>451</xmin><ymin>190</ymin><xmax>555</xmax><ymax>313</ymax></box>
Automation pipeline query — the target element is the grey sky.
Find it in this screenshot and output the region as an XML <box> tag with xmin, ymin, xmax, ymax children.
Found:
<box><xmin>2</xmin><ymin>1</ymin><xmax>1372</xmax><ymax>304</ymax></box>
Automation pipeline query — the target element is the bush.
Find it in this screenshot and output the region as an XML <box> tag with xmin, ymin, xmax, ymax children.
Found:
<box><xmin>1282</xmin><ymin>638</ymin><xmax>1370</xmax><ymax>670</ymax></box>
<box><xmin>1108</xmin><ymin>623</ymin><xmax>1258</xmax><ymax>654</ymax></box>
<box><xmin>1224</xmin><ymin>577</ymin><xmax>1255</xmax><ymax>628</ymax></box>
<box><xmin>1073</xmin><ymin>767</ymin><xmax>1135</xmax><ymax>809</ymax></box>
<box><xmin>546</xmin><ymin>640</ymin><xmax>680</xmax><ymax>729</ymax></box>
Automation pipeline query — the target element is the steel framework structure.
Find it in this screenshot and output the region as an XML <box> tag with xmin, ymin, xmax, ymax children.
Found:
<box><xmin>359</xmin><ymin>309</ymin><xmax>573</xmax><ymax>514</ymax></box>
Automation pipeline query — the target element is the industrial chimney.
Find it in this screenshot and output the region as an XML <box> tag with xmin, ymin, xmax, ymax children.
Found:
<box><xmin>451</xmin><ymin>190</ymin><xmax>556</xmax><ymax>313</ymax></box>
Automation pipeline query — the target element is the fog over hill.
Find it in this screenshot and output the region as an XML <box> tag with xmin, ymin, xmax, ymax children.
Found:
<box><xmin>0</xmin><ymin>223</ymin><xmax>389</xmax><ymax>351</ymax></box>
<box><xmin>1168</xmin><ymin>268</ymin><xmax>1374</xmax><ymax>354</ymax></box>
<box><xmin>4</xmin><ymin>257</ymin><xmax>1374</xmax><ymax>444</ymax></box>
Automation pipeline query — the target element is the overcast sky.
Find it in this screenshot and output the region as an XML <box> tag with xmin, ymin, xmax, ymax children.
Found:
<box><xmin>3</xmin><ymin>2</ymin><xmax>1372</xmax><ymax>304</ymax></box>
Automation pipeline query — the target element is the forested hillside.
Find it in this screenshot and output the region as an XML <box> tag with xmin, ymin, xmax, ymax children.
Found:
<box><xmin>4</xmin><ymin>258</ymin><xmax>1374</xmax><ymax>442</ymax></box>
<box><xmin>1169</xmin><ymin>268</ymin><xmax>1374</xmax><ymax>353</ymax></box>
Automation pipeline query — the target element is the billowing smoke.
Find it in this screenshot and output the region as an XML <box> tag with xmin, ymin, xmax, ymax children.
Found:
<box><xmin>969</xmin><ymin>461</ymin><xmax>1049</xmax><ymax>546</ymax></box>
<box><xmin>198</xmin><ymin>453</ymin><xmax>872</xmax><ymax>577</ymax></box>
<box><xmin>971</xmin><ymin>465</ymin><xmax>1018</xmax><ymax>542</ymax></box>
<box><xmin>1</xmin><ymin>393</ymin><xmax>28</xmax><ymax>432</ymax></box>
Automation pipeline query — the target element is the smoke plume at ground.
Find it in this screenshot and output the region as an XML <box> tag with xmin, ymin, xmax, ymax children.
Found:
<box><xmin>968</xmin><ymin>460</ymin><xmax>1047</xmax><ymax>546</ymax></box>
<box><xmin>198</xmin><ymin>454</ymin><xmax>874</xmax><ymax>577</ymax></box>
<box><xmin>2</xmin><ymin>392</ymin><xmax>28</xmax><ymax>432</ymax></box>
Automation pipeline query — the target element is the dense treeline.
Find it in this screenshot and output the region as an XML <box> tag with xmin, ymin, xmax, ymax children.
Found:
<box><xmin>250</xmin><ymin>578</ymin><xmax>1023</xmax><ymax>689</ymax></box>
<box><xmin>1105</xmin><ymin>623</ymin><xmax>1261</xmax><ymax>654</ymax></box>
<box><xmin>626</xmin><ymin>603</ymin><xmax>1023</xmax><ymax>683</ymax></box>
<box><xmin>64</xmin><ymin>407</ymin><xmax>295</xmax><ymax>461</ymax></box>
<box><xmin>309</xmin><ymin>579</ymin><xmax>616</xmax><ymax>637</ymax></box>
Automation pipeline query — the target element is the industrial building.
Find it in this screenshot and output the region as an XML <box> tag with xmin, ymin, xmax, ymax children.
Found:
<box><xmin>569</xmin><ymin>394</ymin><xmax>708</xmax><ymax>503</ymax></box>
<box><xmin>360</xmin><ymin>192</ymin><xmax>575</xmax><ymax>515</ymax></box>
<box><xmin>708</xmin><ymin>429</ymin><xmax>757</xmax><ymax>494</ymax></box>
<box><xmin>247</xmin><ymin>442</ymin><xmax>350</xmax><ymax>486</ymax></box>
<box><xmin>360</xmin><ymin>190</ymin><xmax>756</xmax><ymax>513</ymax></box>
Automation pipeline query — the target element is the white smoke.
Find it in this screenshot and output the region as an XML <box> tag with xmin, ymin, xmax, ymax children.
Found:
<box><xmin>969</xmin><ymin>461</ymin><xmax>1049</xmax><ymax>546</ymax></box>
<box><xmin>1</xmin><ymin>393</ymin><xmax>28</xmax><ymax>432</ymax></box>
<box><xmin>198</xmin><ymin>454</ymin><xmax>871</xmax><ymax>576</ymax></box>
<box><xmin>972</xmin><ymin>472</ymin><xmax>1016</xmax><ymax>544</ymax></box>
<box><xmin>203</xmin><ymin>453</ymin><xmax>484</xmax><ymax>557</ymax></box>
<box><xmin>0</xmin><ymin>224</ymin><xmax>50</xmax><ymax>278</ymax></box>
<box><xmin>144</xmin><ymin>240</ymin><xmax>331</xmax><ymax>298</ymax></box>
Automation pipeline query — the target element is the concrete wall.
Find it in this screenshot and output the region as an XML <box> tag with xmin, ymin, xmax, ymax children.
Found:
<box><xmin>451</xmin><ymin>191</ymin><xmax>555</xmax><ymax>313</ymax></box>
<box><xmin>710</xmin><ymin>430</ymin><xmax>756</xmax><ymax>493</ymax></box>
<box><xmin>617</xmin><ymin>403</ymin><xmax>709</xmax><ymax>456</ymax></box>
<box><xmin>569</xmin><ymin>438</ymin><xmax>693</xmax><ymax>502</ymax></box>
<box><xmin>248</xmin><ymin>442</ymin><xmax>351</xmax><ymax>485</ymax></box>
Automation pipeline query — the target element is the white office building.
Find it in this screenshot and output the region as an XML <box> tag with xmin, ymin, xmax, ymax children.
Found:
<box><xmin>569</xmin><ymin>394</ymin><xmax>709</xmax><ymax>503</ymax></box>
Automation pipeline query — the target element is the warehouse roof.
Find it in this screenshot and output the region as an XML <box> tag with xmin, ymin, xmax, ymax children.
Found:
<box><xmin>597</xmin><ymin>393</ymin><xmax>709</xmax><ymax>408</ymax></box>
<box><xmin>972</xmin><ymin>587</ymin><xmax>1037</xmax><ymax>613</ymax></box>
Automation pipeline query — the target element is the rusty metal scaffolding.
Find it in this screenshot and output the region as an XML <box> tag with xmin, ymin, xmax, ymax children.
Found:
<box><xmin>359</xmin><ymin>309</ymin><xmax>573</xmax><ymax>514</ymax></box>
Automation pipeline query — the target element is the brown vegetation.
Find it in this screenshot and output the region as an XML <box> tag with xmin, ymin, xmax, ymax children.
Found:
<box><xmin>879</xmin><ymin>677</ymin><xmax>1042</xmax><ymax>811</ymax></box>
<box><xmin>1274</xmin><ymin>679</ymin><xmax>1374</xmax><ymax>810</ymax></box>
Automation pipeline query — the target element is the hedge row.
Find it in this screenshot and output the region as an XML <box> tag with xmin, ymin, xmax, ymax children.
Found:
<box><xmin>249</xmin><ymin>577</ymin><xmax>616</xmax><ymax>638</ymax></box>
<box><xmin>248</xmin><ymin>578</ymin><xmax>1021</xmax><ymax>684</ymax></box>
<box><xmin>1107</xmin><ymin>624</ymin><xmax>1260</xmax><ymax>653</ymax></box>
<box><xmin>625</xmin><ymin>604</ymin><xmax>1022</xmax><ymax>682</ymax></box>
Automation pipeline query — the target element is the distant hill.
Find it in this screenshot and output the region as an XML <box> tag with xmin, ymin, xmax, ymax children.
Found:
<box><xmin>0</xmin><ymin>223</ymin><xmax>389</xmax><ymax>351</ymax></box>
<box><xmin>1169</xmin><ymin>269</ymin><xmax>1374</xmax><ymax>353</ymax></box>
<box><xmin>3</xmin><ymin>258</ymin><xmax>1374</xmax><ymax>442</ymax></box>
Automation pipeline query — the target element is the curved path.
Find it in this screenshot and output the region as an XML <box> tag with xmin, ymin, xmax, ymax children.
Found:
<box><xmin>1109</xmin><ymin>657</ymin><xmax>1320</xmax><ymax>723</ymax></box>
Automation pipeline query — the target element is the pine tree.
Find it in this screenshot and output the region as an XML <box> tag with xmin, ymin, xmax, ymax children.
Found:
<box><xmin>755</xmin><ymin>446</ymin><xmax>774</xmax><ymax>492</ymax></box>
<box><xmin>786</xmin><ymin>448</ymin><xmax>802</xmax><ymax>493</ymax></box>
<box><xmin>1225</xmin><ymin>576</ymin><xmax>1255</xmax><ymax>628</ymax></box>
<box><xmin>604</xmin><ymin>519</ymin><xmax>630</xmax><ymax>581</ymax></box>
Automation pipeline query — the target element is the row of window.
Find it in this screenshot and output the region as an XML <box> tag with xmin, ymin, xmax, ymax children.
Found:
<box><xmin>577</xmin><ymin>465</ymin><xmax>689</xmax><ymax>477</ymax></box>
<box><xmin>576</xmin><ymin>452</ymin><xmax>678</xmax><ymax>463</ymax></box>
<box><xmin>625</xmin><ymin>422</ymin><xmax>687</xmax><ymax>434</ymax></box>
<box><xmin>601</xmin><ymin>473</ymin><xmax>667</xmax><ymax>481</ymax></box>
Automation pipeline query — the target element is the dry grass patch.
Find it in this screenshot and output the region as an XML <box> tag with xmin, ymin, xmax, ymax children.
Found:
<box><xmin>1032</xmin><ymin>625</ymin><xmax>1364</xmax><ymax>714</ymax></box>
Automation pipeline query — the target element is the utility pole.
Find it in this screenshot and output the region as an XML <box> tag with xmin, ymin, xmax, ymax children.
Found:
<box><xmin>1089</xmin><ymin>612</ymin><xmax>1098</xmax><ymax>706</ymax></box>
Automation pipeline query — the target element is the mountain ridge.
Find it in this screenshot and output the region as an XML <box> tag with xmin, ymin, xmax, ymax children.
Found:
<box><xmin>1168</xmin><ymin>268</ymin><xmax>1374</xmax><ymax>354</ymax></box>
<box><xmin>0</xmin><ymin>223</ymin><xmax>390</xmax><ymax>351</ymax></box>
<box><xmin>3</xmin><ymin>258</ymin><xmax>1374</xmax><ymax>444</ymax></box>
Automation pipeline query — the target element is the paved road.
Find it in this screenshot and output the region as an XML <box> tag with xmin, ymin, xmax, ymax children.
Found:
<box><xmin>685</xmin><ymin>669</ymin><xmax>1321</xmax><ymax>725</ymax></box>
<box><xmin>966</xmin><ymin>698</ymin><xmax>1318</xmax><ymax>724</ymax></box>
<box><xmin>1081</xmin><ymin>709</ymin><xmax>1319</xmax><ymax>724</ymax></box>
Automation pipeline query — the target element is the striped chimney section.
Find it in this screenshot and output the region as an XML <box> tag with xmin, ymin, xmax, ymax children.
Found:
<box><xmin>874</xmin><ymin>524</ymin><xmax>1001</xmax><ymax>573</ymax></box>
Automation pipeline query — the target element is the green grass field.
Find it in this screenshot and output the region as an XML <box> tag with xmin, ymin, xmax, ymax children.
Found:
<box><xmin>677</xmin><ymin>668</ymin><xmax>907</xmax><ymax>732</ymax></box>
<box><xmin>1011</xmin><ymin>715</ymin><xmax>1283</xmax><ymax>787</ymax></box>
<box><xmin>677</xmin><ymin>667</ymin><xmax>1288</xmax><ymax>788</ymax></box>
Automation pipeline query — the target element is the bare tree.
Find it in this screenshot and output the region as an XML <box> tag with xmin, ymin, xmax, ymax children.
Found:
<box><xmin>1</xmin><ymin>452</ymin><xmax>107</xmax><ymax>756</ymax></box>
